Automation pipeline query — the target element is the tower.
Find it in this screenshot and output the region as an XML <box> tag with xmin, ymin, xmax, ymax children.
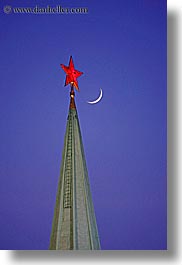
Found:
<box><xmin>49</xmin><ymin>57</ymin><xmax>100</xmax><ymax>250</ymax></box>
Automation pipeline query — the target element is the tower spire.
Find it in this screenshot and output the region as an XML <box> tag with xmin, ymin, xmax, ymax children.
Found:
<box><xmin>69</xmin><ymin>84</ymin><xmax>76</xmax><ymax>110</ymax></box>
<box><xmin>49</xmin><ymin>57</ymin><xmax>100</xmax><ymax>250</ymax></box>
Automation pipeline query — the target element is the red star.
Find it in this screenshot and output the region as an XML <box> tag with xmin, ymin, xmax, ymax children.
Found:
<box><xmin>60</xmin><ymin>56</ymin><xmax>83</xmax><ymax>91</ymax></box>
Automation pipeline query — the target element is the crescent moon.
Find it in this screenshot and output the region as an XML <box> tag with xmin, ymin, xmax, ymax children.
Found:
<box><xmin>87</xmin><ymin>88</ymin><xmax>103</xmax><ymax>104</ymax></box>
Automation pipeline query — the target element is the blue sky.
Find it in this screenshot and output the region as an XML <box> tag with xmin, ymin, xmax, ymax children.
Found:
<box><xmin>0</xmin><ymin>0</ymin><xmax>167</xmax><ymax>249</ymax></box>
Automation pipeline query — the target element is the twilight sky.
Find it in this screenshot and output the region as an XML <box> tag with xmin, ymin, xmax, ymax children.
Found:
<box><xmin>0</xmin><ymin>0</ymin><xmax>167</xmax><ymax>250</ymax></box>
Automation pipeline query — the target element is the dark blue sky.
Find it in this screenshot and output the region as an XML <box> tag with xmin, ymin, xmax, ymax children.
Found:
<box><xmin>0</xmin><ymin>0</ymin><xmax>167</xmax><ymax>250</ymax></box>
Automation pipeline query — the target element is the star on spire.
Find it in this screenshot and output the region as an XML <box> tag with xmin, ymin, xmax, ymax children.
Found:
<box><xmin>60</xmin><ymin>56</ymin><xmax>83</xmax><ymax>91</ymax></box>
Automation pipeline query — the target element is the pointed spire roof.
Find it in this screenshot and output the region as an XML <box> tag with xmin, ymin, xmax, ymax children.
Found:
<box><xmin>49</xmin><ymin>58</ymin><xmax>100</xmax><ymax>249</ymax></box>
